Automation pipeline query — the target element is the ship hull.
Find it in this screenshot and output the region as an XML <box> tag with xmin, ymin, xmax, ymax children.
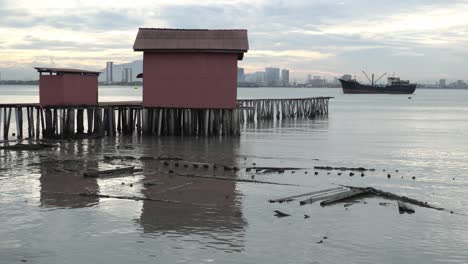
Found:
<box><xmin>339</xmin><ymin>79</ymin><xmax>416</xmax><ymax>94</ymax></box>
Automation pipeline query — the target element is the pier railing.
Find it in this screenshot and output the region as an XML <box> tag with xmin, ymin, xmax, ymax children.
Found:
<box><xmin>0</xmin><ymin>97</ymin><xmax>332</xmax><ymax>140</ymax></box>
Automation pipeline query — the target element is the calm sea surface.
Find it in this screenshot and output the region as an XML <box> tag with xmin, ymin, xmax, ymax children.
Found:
<box><xmin>1</xmin><ymin>85</ymin><xmax>468</xmax><ymax>264</ymax></box>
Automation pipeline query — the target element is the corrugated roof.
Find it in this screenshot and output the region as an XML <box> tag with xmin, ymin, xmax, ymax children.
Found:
<box><xmin>133</xmin><ymin>28</ymin><xmax>249</xmax><ymax>59</ymax></box>
<box><xmin>35</xmin><ymin>67</ymin><xmax>101</xmax><ymax>75</ymax></box>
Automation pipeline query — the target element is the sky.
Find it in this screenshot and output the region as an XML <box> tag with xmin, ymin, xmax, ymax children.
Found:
<box><xmin>0</xmin><ymin>0</ymin><xmax>467</xmax><ymax>82</ymax></box>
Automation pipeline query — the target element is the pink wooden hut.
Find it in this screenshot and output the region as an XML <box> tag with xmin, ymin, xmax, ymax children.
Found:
<box><xmin>35</xmin><ymin>67</ymin><xmax>100</xmax><ymax>106</ymax></box>
<box><xmin>133</xmin><ymin>28</ymin><xmax>249</xmax><ymax>109</ymax></box>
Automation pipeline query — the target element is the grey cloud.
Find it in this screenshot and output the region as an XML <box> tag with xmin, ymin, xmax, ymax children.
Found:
<box><xmin>11</xmin><ymin>36</ymin><xmax>131</xmax><ymax>51</ymax></box>
<box><xmin>0</xmin><ymin>8</ymin><xmax>144</xmax><ymax>31</ymax></box>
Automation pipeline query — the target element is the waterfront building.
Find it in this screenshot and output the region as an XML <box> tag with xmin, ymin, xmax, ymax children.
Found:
<box><xmin>237</xmin><ymin>67</ymin><xmax>245</xmax><ymax>83</ymax></box>
<box><xmin>35</xmin><ymin>67</ymin><xmax>100</xmax><ymax>106</ymax></box>
<box><xmin>133</xmin><ymin>28</ymin><xmax>248</xmax><ymax>108</ymax></box>
<box><xmin>309</xmin><ymin>76</ymin><xmax>325</xmax><ymax>87</ymax></box>
<box><xmin>122</xmin><ymin>68</ymin><xmax>133</xmax><ymax>83</ymax></box>
<box><xmin>265</xmin><ymin>67</ymin><xmax>280</xmax><ymax>86</ymax></box>
<box><xmin>439</xmin><ymin>79</ymin><xmax>446</xmax><ymax>88</ymax></box>
<box><xmin>106</xmin><ymin>62</ymin><xmax>113</xmax><ymax>84</ymax></box>
<box><xmin>281</xmin><ymin>69</ymin><xmax>289</xmax><ymax>86</ymax></box>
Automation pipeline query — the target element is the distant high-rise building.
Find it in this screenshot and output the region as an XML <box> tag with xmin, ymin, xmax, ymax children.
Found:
<box><xmin>265</xmin><ymin>67</ymin><xmax>280</xmax><ymax>86</ymax></box>
<box><xmin>333</xmin><ymin>77</ymin><xmax>339</xmax><ymax>85</ymax></box>
<box><xmin>309</xmin><ymin>76</ymin><xmax>325</xmax><ymax>87</ymax></box>
<box><xmin>237</xmin><ymin>67</ymin><xmax>245</xmax><ymax>82</ymax></box>
<box><xmin>254</xmin><ymin>71</ymin><xmax>265</xmax><ymax>85</ymax></box>
<box><xmin>439</xmin><ymin>79</ymin><xmax>446</xmax><ymax>88</ymax></box>
<box><xmin>307</xmin><ymin>74</ymin><xmax>312</xmax><ymax>83</ymax></box>
<box><xmin>106</xmin><ymin>62</ymin><xmax>114</xmax><ymax>84</ymax></box>
<box><xmin>281</xmin><ymin>69</ymin><xmax>289</xmax><ymax>86</ymax></box>
<box><xmin>122</xmin><ymin>68</ymin><xmax>133</xmax><ymax>83</ymax></box>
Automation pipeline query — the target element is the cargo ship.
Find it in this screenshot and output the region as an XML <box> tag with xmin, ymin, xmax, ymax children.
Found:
<box><xmin>339</xmin><ymin>72</ymin><xmax>416</xmax><ymax>94</ymax></box>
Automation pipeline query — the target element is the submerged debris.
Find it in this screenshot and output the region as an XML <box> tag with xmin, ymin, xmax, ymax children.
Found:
<box><xmin>247</xmin><ymin>167</ymin><xmax>301</xmax><ymax>174</ymax></box>
<box><xmin>269</xmin><ymin>187</ymin><xmax>346</xmax><ymax>203</ymax></box>
<box><xmin>0</xmin><ymin>143</ymin><xmax>57</xmax><ymax>151</ymax></box>
<box><xmin>83</xmin><ymin>166</ymin><xmax>137</xmax><ymax>178</ymax></box>
<box><xmin>104</xmin><ymin>155</ymin><xmax>136</xmax><ymax>161</ymax></box>
<box><xmin>271</xmin><ymin>185</ymin><xmax>445</xmax><ymax>213</ymax></box>
<box><xmin>314</xmin><ymin>166</ymin><xmax>375</xmax><ymax>172</ymax></box>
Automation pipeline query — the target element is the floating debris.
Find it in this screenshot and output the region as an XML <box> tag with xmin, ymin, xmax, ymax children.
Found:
<box><xmin>274</xmin><ymin>210</ymin><xmax>290</xmax><ymax>218</ymax></box>
<box><xmin>398</xmin><ymin>201</ymin><xmax>415</xmax><ymax>214</ymax></box>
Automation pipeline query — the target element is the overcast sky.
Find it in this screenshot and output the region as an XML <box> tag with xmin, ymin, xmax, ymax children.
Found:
<box><xmin>1</xmin><ymin>0</ymin><xmax>467</xmax><ymax>82</ymax></box>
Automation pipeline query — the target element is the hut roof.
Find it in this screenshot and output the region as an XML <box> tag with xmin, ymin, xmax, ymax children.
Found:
<box><xmin>133</xmin><ymin>28</ymin><xmax>249</xmax><ymax>59</ymax></box>
<box><xmin>35</xmin><ymin>67</ymin><xmax>101</xmax><ymax>75</ymax></box>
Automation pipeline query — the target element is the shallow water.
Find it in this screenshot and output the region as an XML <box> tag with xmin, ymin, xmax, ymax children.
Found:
<box><xmin>1</xmin><ymin>86</ymin><xmax>468</xmax><ymax>263</ymax></box>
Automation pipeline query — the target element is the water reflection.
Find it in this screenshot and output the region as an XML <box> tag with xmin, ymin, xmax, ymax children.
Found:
<box><xmin>39</xmin><ymin>142</ymin><xmax>100</xmax><ymax>208</ymax></box>
<box><xmin>243</xmin><ymin>118</ymin><xmax>329</xmax><ymax>134</ymax></box>
<box><xmin>137</xmin><ymin>137</ymin><xmax>247</xmax><ymax>251</ymax></box>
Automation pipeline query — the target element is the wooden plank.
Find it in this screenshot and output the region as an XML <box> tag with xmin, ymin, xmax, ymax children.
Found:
<box><xmin>0</xmin><ymin>107</ymin><xmax>2</xmax><ymax>139</ymax></box>
<box><xmin>83</xmin><ymin>166</ymin><xmax>136</xmax><ymax>178</ymax></box>
<box><xmin>4</xmin><ymin>108</ymin><xmax>11</xmax><ymax>140</ymax></box>
<box><xmin>15</xmin><ymin>107</ymin><xmax>21</xmax><ymax>139</ymax></box>
<box><xmin>299</xmin><ymin>189</ymin><xmax>356</xmax><ymax>206</ymax></box>
<box><xmin>87</xmin><ymin>108</ymin><xmax>94</xmax><ymax>134</ymax></box>
<box><xmin>319</xmin><ymin>189</ymin><xmax>369</xmax><ymax>207</ymax></box>
<box><xmin>35</xmin><ymin>108</ymin><xmax>40</xmax><ymax>139</ymax></box>
<box><xmin>77</xmin><ymin>109</ymin><xmax>84</xmax><ymax>134</ymax></box>
<box><xmin>269</xmin><ymin>187</ymin><xmax>345</xmax><ymax>203</ymax></box>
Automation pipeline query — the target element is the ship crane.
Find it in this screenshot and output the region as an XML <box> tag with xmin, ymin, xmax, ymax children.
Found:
<box><xmin>362</xmin><ymin>71</ymin><xmax>387</xmax><ymax>86</ymax></box>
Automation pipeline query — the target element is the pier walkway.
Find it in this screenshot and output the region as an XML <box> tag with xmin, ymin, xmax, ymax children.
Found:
<box><xmin>0</xmin><ymin>97</ymin><xmax>332</xmax><ymax>139</ymax></box>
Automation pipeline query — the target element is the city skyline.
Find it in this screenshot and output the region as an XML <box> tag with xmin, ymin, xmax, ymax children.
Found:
<box><xmin>0</xmin><ymin>1</ymin><xmax>468</xmax><ymax>82</ymax></box>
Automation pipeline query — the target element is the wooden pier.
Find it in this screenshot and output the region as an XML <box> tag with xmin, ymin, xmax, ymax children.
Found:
<box><xmin>0</xmin><ymin>97</ymin><xmax>331</xmax><ymax>140</ymax></box>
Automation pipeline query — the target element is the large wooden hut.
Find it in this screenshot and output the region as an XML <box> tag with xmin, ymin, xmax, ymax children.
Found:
<box><xmin>133</xmin><ymin>28</ymin><xmax>249</xmax><ymax>109</ymax></box>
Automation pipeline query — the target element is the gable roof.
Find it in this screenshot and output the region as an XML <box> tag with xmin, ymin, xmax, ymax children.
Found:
<box><xmin>133</xmin><ymin>28</ymin><xmax>249</xmax><ymax>60</ymax></box>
